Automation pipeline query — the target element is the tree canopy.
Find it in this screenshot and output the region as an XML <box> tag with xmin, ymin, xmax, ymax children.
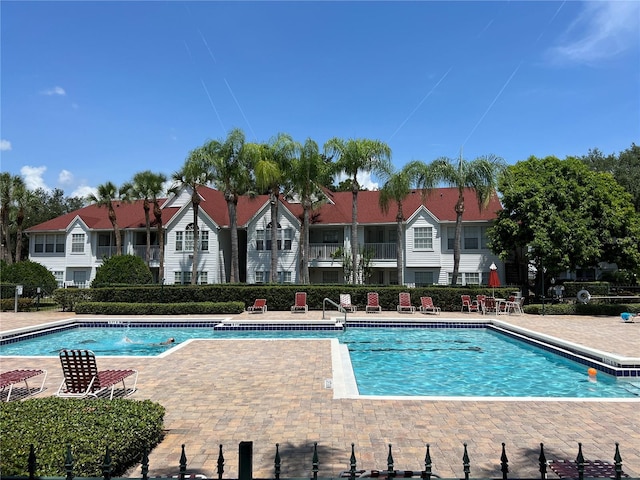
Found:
<box><xmin>489</xmin><ymin>155</ymin><xmax>640</xmax><ymax>280</ymax></box>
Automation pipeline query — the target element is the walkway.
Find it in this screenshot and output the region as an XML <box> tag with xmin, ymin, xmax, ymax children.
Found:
<box><xmin>1</xmin><ymin>310</ymin><xmax>639</xmax><ymax>478</ymax></box>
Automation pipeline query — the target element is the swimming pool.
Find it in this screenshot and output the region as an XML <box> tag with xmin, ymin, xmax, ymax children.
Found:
<box><xmin>2</xmin><ymin>320</ymin><xmax>638</xmax><ymax>398</ymax></box>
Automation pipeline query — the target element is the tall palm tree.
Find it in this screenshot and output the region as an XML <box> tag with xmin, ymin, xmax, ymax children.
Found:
<box><xmin>425</xmin><ymin>154</ymin><xmax>506</xmax><ymax>285</ymax></box>
<box><xmin>0</xmin><ymin>173</ymin><xmax>21</xmax><ymax>264</ymax></box>
<box><xmin>254</xmin><ymin>133</ymin><xmax>296</xmax><ymax>283</ymax></box>
<box><xmin>87</xmin><ymin>182</ymin><xmax>122</xmax><ymax>255</ymax></box>
<box><xmin>288</xmin><ymin>138</ymin><xmax>333</xmax><ymax>284</ymax></box>
<box><xmin>12</xmin><ymin>177</ymin><xmax>31</xmax><ymax>263</ymax></box>
<box><xmin>171</xmin><ymin>151</ymin><xmax>214</xmax><ymax>285</ymax></box>
<box><xmin>201</xmin><ymin>128</ymin><xmax>256</xmax><ymax>283</ymax></box>
<box><xmin>324</xmin><ymin>138</ymin><xmax>392</xmax><ymax>284</ymax></box>
<box><xmin>150</xmin><ymin>174</ymin><xmax>169</xmax><ymax>284</ymax></box>
<box><xmin>378</xmin><ymin>161</ymin><xmax>428</xmax><ymax>286</ymax></box>
<box><xmin>121</xmin><ymin>171</ymin><xmax>167</xmax><ymax>272</ymax></box>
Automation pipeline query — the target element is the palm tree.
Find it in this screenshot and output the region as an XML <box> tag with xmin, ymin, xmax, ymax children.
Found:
<box><xmin>324</xmin><ymin>138</ymin><xmax>392</xmax><ymax>284</ymax></box>
<box><xmin>201</xmin><ymin>128</ymin><xmax>256</xmax><ymax>283</ymax></box>
<box><xmin>150</xmin><ymin>175</ymin><xmax>169</xmax><ymax>284</ymax></box>
<box><xmin>378</xmin><ymin>161</ymin><xmax>428</xmax><ymax>286</ymax></box>
<box><xmin>121</xmin><ymin>171</ymin><xmax>167</xmax><ymax>273</ymax></box>
<box><xmin>425</xmin><ymin>154</ymin><xmax>506</xmax><ymax>285</ymax></box>
<box><xmin>0</xmin><ymin>173</ymin><xmax>21</xmax><ymax>264</ymax></box>
<box><xmin>12</xmin><ymin>177</ymin><xmax>31</xmax><ymax>263</ymax></box>
<box><xmin>171</xmin><ymin>151</ymin><xmax>214</xmax><ymax>285</ymax></box>
<box><xmin>254</xmin><ymin>133</ymin><xmax>296</xmax><ymax>283</ymax></box>
<box><xmin>288</xmin><ymin>138</ymin><xmax>333</xmax><ymax>284</ymax></box>
<box><xmin>87</xmin><ymin>182</ymin><xmax>122</xmax><ymax>255</ymax></box>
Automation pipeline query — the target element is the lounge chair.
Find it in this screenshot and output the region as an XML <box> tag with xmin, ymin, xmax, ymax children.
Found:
<box><xmin>291</xmin><ymin>292</ymin><xmax>308</xmax><ymax>313</ymax></box>
<box><xmin>339</xmin><ymin>294</ymin><xmax>357</xmax><ymax>312</ymax></box>
<box><xmin>248</xmin><ymin>298</ymin><xmax>267</xmax><ymax>313</ymax></box>
<box><xmin>419</xmin><ymin>296</ymin><xmax>440</xmax><ymax>315</ymax></box>
<box><xmin>365</xmin><ymin>292</ymin><xmax>382</xmax><ymax>313</ymax></box>
<box><xmin>397</xmin><ymin>292</ymin><xmax>416</xmax><ymax>313</ymax></box>
<box><xmin>57</xmin><ymin>349</ymin><xmax>138</xmax><ymax>400</ymax></box>
<box><xmin>1</xmin><ymin>369</ymin><xmax>47</xmax><ymax>402</ymax></box>
<box><xmin>461</xmin><ymin>294</ymin><xmax>479</xmax><ymax>313</ymax></box>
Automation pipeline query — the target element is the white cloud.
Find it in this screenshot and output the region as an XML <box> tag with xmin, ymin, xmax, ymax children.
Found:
<box><xmin>547</xmin><ymin>2</ymin><xmax>640</xmax><ymax>65</ymax></box>
<box><xmin>58</xmin><ymin>169</ymin><xmax>74</xmax><ymax>186</ymax></box>
<box><xmin>40</xmin><ymin>86</ymin><xmax>66</xmax><ymax>96</ymax></box>
<box><xmin>334</xmin><ymin>171</ymin><xmax>380</xmax><ymax>191</ymax></box>
<box><xmin>71</xmin><ymin>184</ymin><xmax>96</xmax><ymax>199</ymax></box>
<box><xmin>20</xmin><ymin>165</ymin><xmax>50</xmax><ymax>192</ymax></box>
<box><xmin>0</xmin><ymin>139</ymin><xmax>11</xmax><ymax>151</ymax></box>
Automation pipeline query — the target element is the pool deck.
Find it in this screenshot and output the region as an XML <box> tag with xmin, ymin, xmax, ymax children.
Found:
<box><xmin>1</xmin><ymin>310</ymin><xmax>639</xmax><ymax>479</ymax></box>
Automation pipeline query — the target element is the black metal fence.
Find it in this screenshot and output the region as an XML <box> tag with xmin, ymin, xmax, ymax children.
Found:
<box><xmin>2</xmin><ymin>441</ymin><xmax>635</xmax><ymax>480</ymax></box>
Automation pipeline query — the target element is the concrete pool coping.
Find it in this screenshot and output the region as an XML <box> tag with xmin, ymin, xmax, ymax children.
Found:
<box><xmin>1</xmin><ymin>310</ymin><xmax>639</xmax><ymax>478</ymax></box>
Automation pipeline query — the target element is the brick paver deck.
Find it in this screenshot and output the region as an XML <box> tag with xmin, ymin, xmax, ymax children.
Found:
<box><xmin>1</xmin><ymin>310</ymin><xmax>639</xmax><ymax>479</ymax></box>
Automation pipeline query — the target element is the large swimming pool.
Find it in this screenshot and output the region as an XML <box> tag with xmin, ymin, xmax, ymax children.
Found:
<box><xmin>1</xmin><ymin>322</ymin><xmax>638</xmax><ymax>398</ymax></box>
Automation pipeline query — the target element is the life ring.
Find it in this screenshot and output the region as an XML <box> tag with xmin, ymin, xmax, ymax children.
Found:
<box><xmin>577</xmin><ymin>289</ymin><xmax>591</xmax><ymax>304</ymax></box>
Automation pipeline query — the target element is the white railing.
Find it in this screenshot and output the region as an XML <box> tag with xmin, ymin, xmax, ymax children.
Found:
<box><xmin>309</xmin><ymin>243</ymin><xmax>342</xmax><ymax>261</ymax></box>
<box><xmin>96</xmin><ymin>246</ymin><xmax>117</xmax><ymax>259</ymax></box>
<box><xmin>133</xmin><ymin>245</ymin><xmax>160</xmax><ymax>261</ymax></box>
<box><xmin>363</xmin><ymin>242</ymin><xmax>397</xmax><ymax>260</ymax></box>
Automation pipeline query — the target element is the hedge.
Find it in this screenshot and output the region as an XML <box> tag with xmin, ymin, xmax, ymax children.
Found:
<box><xmin>0</xmin><ymin>397</ymin><xmax>165</xmax><ymax>477</ymax></box>
<box><xmin>524</xmin><ymin>302</ymin><xmax>640</xmax><ymax>315</ymax></box>
<box><xmin>75</xmin><ymin>301</ymin><xmax>245</xmax><ymax>315</ymax></box>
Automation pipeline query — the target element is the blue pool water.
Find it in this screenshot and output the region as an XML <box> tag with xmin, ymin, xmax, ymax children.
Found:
<box><xmin>1</xmin><ymin>326</ymin><xmax>637</xmax><ymax>398</ymax></box>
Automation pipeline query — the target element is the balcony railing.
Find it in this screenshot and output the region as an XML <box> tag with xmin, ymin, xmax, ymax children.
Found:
<box><xmin>364</xmin><ymin>242</ymin><xmax>397</xmax><ymax>260</ymax></box>
<box><xmin>310</xmin><ymin>243</ymin><xmax>342</xmax><ymax>261</ymax></box>
<box><xmin>95</xmin><ymin>246</ymin><xmax>116</xmax><ymax>260</ymax></box>
<box><xmin>133</xmin><ymin>245</ymin><xmax>160</xmax><ymax>261</ymax></box>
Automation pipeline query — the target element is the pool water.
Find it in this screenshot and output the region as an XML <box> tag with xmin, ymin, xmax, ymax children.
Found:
<box><xmin>1</xmin><ymin>326</ymin><xmax>637</xmax><ymax>398</ymax></box>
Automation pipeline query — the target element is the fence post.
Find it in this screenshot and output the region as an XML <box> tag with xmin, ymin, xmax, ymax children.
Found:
<box><xmin>614</xmin><ymin>443</ymin><xmax>623</xmax><ymax>480</ymax></box>
<box><xmin>274</xmin><ymin>443</ymin><xmax>281</xmax><ymax>480</ymax></box>
<box><xmin>349</xmin><ymin>443</ymin><xmax>357</xmax><ymax>480</ymax></box>
<box><xmin>422</xmin><ymin>444</ymin><xmax>432</xmax><ymax>480</ymax></box>
<box><xmin>462</xmin><ymin>443</ymin><xmax>470</xmax><ymax>480</ymax></box>
<box><xmin>538</xmin><ymin>443</ymin><xmax>547</xmax><ymax>480</ymax></box>
<box><xmin>387</xmin><ymin>444</ymin><xmax>395</xmax><ymax>478</ymax></box>
<box><xmin>239</xmin><ymin>441</ymin><xmax>253</xmax><ymax>480</ymax></box>
<box><xmin>141</xmin><ymin>445</ymin><xmax>149</xmax><ymax>480</ymax></box>
<box><xmin>179</xmin><ymin>444</ymin><xmax>187</xmax><ymax>480</ymax></box>
<box><xmin>28</xmin><ymin>444</ymin><xmax>36</xmax><ymax>480</ymax></box>
<box><xmin>217</xmin><ymin>444</ymin><xmax>225</xmax><ymax>480</ymax></box>
<box><xmin>102</xmin><ymin>446</ymin><xmax>112</xmax><ymax>480</ymax></box>
<box><xmin>576</xmin><ymin>443</ymin><xmax>584</xmax><ymax>480</ymax></box>
<box><xmin>500</xmin><ymin>443</ymin><xmax>508</xmax><ymax>480</ymax></box>
<box><xmin>312</xmin><ymin>442</ymin><xmax>319</xmax><ymax>480</ymax></box>
<box><xmin>65</xmin><ymin>444</ymin><xmax>74</xmax><ymax>480</ymax></box>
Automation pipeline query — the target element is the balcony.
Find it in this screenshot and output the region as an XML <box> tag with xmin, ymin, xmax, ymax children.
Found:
<box><xmin>96</xmin><ymin>246</ymin><xmax>117</xmax><ymax>260</ymax></box>
<box><xmin>309</xmin><ymin>243</ymin><xmax>342</xmax><ymax>261</ymax></box>
<box><xmin>363</xmin><ymin>242</ymin><xmax>397</xmax><ymax>260</ymax></box>
<box><xmin>133</xmin><ymin>245</ymin><xmax>160</xmax><ymax>261</ymax></box>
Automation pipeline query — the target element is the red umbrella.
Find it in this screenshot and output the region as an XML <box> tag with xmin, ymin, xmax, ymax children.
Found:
<box><xmin>489</xmin><ymin>262</ymin><xmax>500</xmax><ymax>297</ymax></box>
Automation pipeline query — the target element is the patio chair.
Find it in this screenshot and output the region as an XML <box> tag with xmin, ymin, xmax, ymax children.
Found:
<box><xmin>504</xmin><ymin>296</ymin><xmax>524</xmax><ymax>315</ymax></box>
<box><xmin>483</xmin><ymin>297</ymin><xmax>498</xmax><ymax>315</ymax></box>
<box><xmin>339</xmin><ymin>294</ymin><xmax>357</xmax><ymax>313</ymax></box>
<box><xmin>397</xmin><ymin>292</ymin><xmax>416</xmax><ymax>313</ymax></box>
<box><xmin>291</xmin><ymin>292</ymin><xmax>308</xmax><ymax>313</ymax></box>
<box><xmin>1</xmin><ymin>369</ymin><xmax>47</xmax><ymax>402</ymax></box>
<box><xmin>248</xmin><ymin>298</ymin><xmax>267</xmax><ymax>313</ymax></box>
<box><xmin>461</xmin><ymin>295</ymin><xmax>479</xmax><ymax>313</ymax></box>
<box><xmin>419</xmin><ymin>296</ymin><xmax>441</xmax><ymax>315</ymax></box>
<box><xmin>57</xmin><ymin>349</ymin><xmax>138</xmax><ymax>400</ymax></box>
<box><xmin>476</xmin><ymin>295</ymin><xmax>487</xmax><ymax>314</ymax></box>
<box><xmin>365</xmin><ymin>292</ymin><xmax>382</xmax><ymax>313</ymax></box>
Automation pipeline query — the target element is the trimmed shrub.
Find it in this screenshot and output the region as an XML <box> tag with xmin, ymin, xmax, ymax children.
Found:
<box><xmin>0</xmin><ymin>297</ymin><xmax>34</xmax><ymax>312</ymax></box>
<box><xmin>0</xmin><ymin>397</ymin><xmax>165</xmax><ymax>477</ymax></box>
<box><xmin>563</xmin><ymin>282</ymin><xmax>609</xmax><ymax>298</ymax></box>
<box><xmin>75</xmin><ymin>301</ymin><xmax>245</xmax><ymax>315</ymax></box>
<box><xmin>524</xmin><ymin>303</ymin><xmax>576</xmax><ymax>315</ymax></box>
<box><xmin>91</xmin><ymin>255</ymin><xmax>152</xmax><ymax>287</ymax></box>
<box><xmin>0</xmin><ymin>260</ymin><xmax>58</xmax><ymax>297</ymax></box>
<box><xmin>52</xmin><ymin>288</ymin><xmax>93</xmax><ymax>312</ymax></box>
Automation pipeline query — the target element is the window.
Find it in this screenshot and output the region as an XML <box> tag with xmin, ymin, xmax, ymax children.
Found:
<box><xmin>415</xmin><ymin>271</ymin><xmax>434</xmax><ymax>286</ymax></box>
<box><xmin>323</xmin><ymin>230</ymin><xmax>339</xmax><ymax>243</ymax></box>
<box><xmin>255</xmin><ymin>271</ymin><xmax>267</xmax><ymax>283</ymax></box>
<box><xmin>256</xmin><ymin>230</ymin><xmax>265</xmax><ymax>250</ymax></box>
<box><xmin>389</xmin><ymin>270</ymin><xmax>398</xmax><ymax>285</ymax></box>
<box><xmin>34</xmin><ymin>234</ymin><xmax>64</xmax><ymax>253</ymax></box>
<box><xmin>34</xmin><ymin>236</ymin><xmax>44</xmax><ymax>253</ymax></box>
<box><xmin>278</xmin><ymin>271</ymin><xmax>292</xmax><ymax>283</ymax></box>
<box><xmin>200</xmin><ymin>230</ymin><xmax>209</xmax><ymax>251</ymax></box>
<box><xmin>413</xmin><ymin>227</ymin><xmax>433</xmax><ymax>249</ymax></box>
<box><xmin>322</xmin><ymin>271</ymin><xmax>339</xmax><ymax>284</ymax></box>
<box><xmin>283</xmin><ymin>228</ymin><xmax>292</xmax><ymax>250</ymax></box>
<box><xmin>198</xmin><ymin>271</ymin><xmax>208</xmax><ymax>284</ymax></box>
<box><xmin>53</xmin><ymin>271</ymin><xmax>64</xmax><ymax>288</ymax></box>
<box><xmin>448</xmin><ymin>227</ymin><xmax>489</xmax><ymax>251</ymax></box>
<box><xmin>447</xmin><ymin>272</ymin><xmax>480</xmax><ymax>285</ymax></box>
<box><xmin>185</xmin><ymin>223</ymin><xmax>194</xmax><ymax>251</ymax></box>
<box><xmin>480</xmin><ymin>227</ymin><xmax>489</xmax><ymax>249</ymax></box>
<box><xmin>464</xmin><ymin>227</ymin><xmax>479</xmax><ymax>250</ymax></box>
<box><xmin>175</xmin><ymin>232</ymin><xmax>183</xmax><ymax>251</ymax></box>
<box><xmin>71</xmin><ymin>234</ymin><xmax>85</xmax><ymax>253</ymax></box>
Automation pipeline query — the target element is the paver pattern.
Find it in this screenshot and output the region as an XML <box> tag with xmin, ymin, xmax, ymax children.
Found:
<box><xmin>1</xmin><ymin>310</ymin><xmax>639</xmax><ymax>479</ymax></box>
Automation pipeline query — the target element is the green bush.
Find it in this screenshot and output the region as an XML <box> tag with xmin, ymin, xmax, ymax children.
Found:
<box><xmin>0</xmin><ymin>260</ymin><xmax>58</xmax><ymax>297</ymax></box>
<box><xmin>52</xmin><ymin>288</ymin><xmax>93</xmax><ymax>312</ymax></box>
<box><xmin>91</xmin><ymin>255</ymin><xmax>152</xmax><ymax>287</ymax></box>
<box><xmin>0</xmin><ymin>397</ymin><xmax>165</xmax><ymax>477</ymax></box>
<box><xmin>563</xmin><ymin>281</ymin><xmax>609</xmax><ymax>298</ymax></box>
<box><xmin>575</xmin><ymin>302</ymin><xmax>640</xmax><ymax>316</ymax></box>
<box><xmin>0</xmin><ymin>297</ymin><xmax>34</xmax><ymax>312</ymax></box>
<box><xmin>524</xmin><ymin>303</ymin><xmax>576</xmax><ymax>315</ymax></box>
<box><xmin>75</xmin><ymin>301</ymin><xmax>245</xmax><ymax>315</ymax></box>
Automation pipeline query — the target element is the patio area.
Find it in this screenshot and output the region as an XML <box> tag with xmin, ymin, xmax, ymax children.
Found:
<box><xmin>1</xmin><ymin>309</ymin><xmax>639</xmax><ymax>479</ymax></box>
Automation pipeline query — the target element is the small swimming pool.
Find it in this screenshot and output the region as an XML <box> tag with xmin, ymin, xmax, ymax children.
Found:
<box><xmin>2</xmin><ymin>321</ymin><xmax>638</xmax><ymax>398</ymax></box>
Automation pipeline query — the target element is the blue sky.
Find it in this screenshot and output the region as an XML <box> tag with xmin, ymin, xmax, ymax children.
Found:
<box><xmin>1</xmin><ymin>1</ymin><xmax>639</xmax><ymax>198</ymax></box>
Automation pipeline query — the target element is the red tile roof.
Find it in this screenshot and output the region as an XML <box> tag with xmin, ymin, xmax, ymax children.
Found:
<box><xmin>27</xmin><ymin>186</ymin><xmax>501</xmax><ymax>232</ymax></box>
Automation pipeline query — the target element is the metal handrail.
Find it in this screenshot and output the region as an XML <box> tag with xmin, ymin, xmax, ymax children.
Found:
<box><xmin>323</xmin><ymin>297</ymin><xmax>347</xmax><ymax>324</ymax></box>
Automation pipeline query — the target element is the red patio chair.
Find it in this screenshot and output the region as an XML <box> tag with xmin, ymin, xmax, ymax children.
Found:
<box><xmin>461</xmin><ymin>295</ymin><xmax>479</xmax><ymax>313</ymax></box>
<box><xmin>291</xmin><ymin>292</ymin><xmax>308</xmax><ymax>313</ymax></box>
<box><xmin>1</xmin><ymin>369</ymin><xmax>47</xmax><ymax>402</ymax></box>
<box><xmin>419</xmin><ymin>296</ymin><xmax>441</xmax><ymax>315</ymax></box>
<box><xmin>365</xmin><ymin>292</ymin><xmax>382</xmax><ymax>313</ymax></box>
<box><xmin>57</xmin><ymin>349</ymin><xmax>138</xmax><ymax>400</ymax></box>
<box><xmin>339</xmin><ymin>294</ymin><xmax>357</xmax><ymax>313</ymax></box>
<box><xmin>248</xmin><ymin>298</ymin><xmax>267</xmax><ymax>313</ymax></box>
<box><xmin>397</xmin><ymin>292</ymin><xmax>416</xmax><ymax>313</ymax></box>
